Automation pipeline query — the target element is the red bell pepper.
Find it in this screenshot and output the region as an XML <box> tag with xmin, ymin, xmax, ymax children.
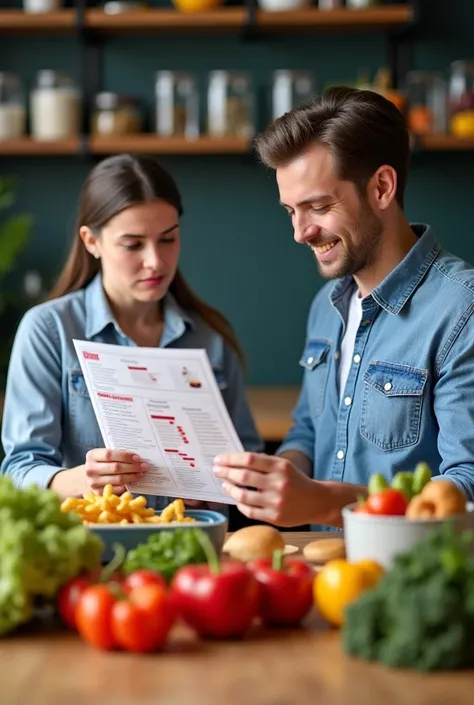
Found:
<box><xmin>171</xmin><ymin>531</ymin><xmax>260</xmax><ymax>639</ymax></box>
<box><xmin>248</xmin><ymin>550</ymin><xmax>314</xmax><ymax>627</ymax></box>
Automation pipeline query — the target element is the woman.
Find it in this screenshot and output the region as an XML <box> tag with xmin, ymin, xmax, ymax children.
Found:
<box><xmin>1</xmin><ymin>154</ymin><xmax>262</xmax><ymax>508</ymax></box>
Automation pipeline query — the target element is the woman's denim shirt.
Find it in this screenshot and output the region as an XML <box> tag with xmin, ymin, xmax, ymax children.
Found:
<box><xmin>1</xmin><ymin>274</ymin><xmax>263</xmax><ymax>506</ymax></box>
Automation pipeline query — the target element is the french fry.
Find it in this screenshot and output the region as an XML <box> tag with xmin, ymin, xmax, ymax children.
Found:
<box><xmin>60</xmin><ymin>484</ymin><xmax>197</xmax><ymax>525</ymax></box>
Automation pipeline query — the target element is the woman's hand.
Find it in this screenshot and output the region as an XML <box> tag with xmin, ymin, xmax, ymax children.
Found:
<box><xmin>84</xmin><ymin>448</ymin><xmax>148</xmax><ymax>495</ymax></box>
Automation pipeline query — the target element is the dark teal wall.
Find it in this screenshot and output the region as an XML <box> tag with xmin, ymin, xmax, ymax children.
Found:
<box><xmin>1</xmin><ymin>0</ymin><xmax>474</xmax><ymax>385</ymax></box>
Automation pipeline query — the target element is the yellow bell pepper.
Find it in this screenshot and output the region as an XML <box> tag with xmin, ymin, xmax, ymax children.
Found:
<box><xmin>314</xmin><ymin>558</ymin><xmax>384</xmax><ymax>627</ymax></box>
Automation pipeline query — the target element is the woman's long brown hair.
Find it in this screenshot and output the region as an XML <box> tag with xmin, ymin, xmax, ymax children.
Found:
<box><xmin>48</xmin><ymin>154</ymin><xmax>244</xmax><ymax>363</ymax></box>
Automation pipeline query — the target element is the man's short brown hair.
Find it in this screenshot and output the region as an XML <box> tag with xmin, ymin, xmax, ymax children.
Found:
<box><xmin>254</xmin><ymin>86</ymin><xmax>410</xmax><ymax>208</ymax></box>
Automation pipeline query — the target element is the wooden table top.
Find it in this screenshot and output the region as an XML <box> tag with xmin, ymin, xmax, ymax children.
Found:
<box><xmin>2</xmin><ymin>532</ymin><xmax>473</xmax><ymax>705</ymax></box>
<box><xmin>246</xmin><ymin>386</ymin><xmax>299</xmax><ymax>441</ymax></box>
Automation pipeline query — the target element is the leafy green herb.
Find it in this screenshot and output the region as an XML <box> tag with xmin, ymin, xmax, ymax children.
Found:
<box><xmin>123</xmin><ymin>528</ymin><xmax>208</xmax><ymax>582</ymax></box>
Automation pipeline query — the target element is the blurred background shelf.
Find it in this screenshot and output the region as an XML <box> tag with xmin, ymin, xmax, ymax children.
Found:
<box><xmin>419</xmin><ymin>135</ymin><xmax>474</xmax><ymax>151</ymax></box>
<box><xmin>0</xmin><ymin>5</ymin><xmax>414</xmax><ymax>35</ymax></box>
<box><xmin>88</xmin><ymin>135</ymin><xmax>251</xmax><ymax>155</ymax></box>
<box><xmin>255</xmin><ymin>5</ymin><xmax>414</xmax><ymax>32</ymax></box>
<box><xmin>0</xmin><ymin>137</ymin><xmax>81</xmax><ymax>155</ymax></box>
<box><xmin>85</xmin><ymin>6</ymin><xmax>247</xmax><ymax>32</ymax></box>
<box><xmin>0</xmin><ymin>9</ymin><xmax>75</xmax><ymax>33</ymax></box>
<box><xmin>2</xmin><ymin>135</ymin><xmax>474</xmax><ymax>157</ymax></box>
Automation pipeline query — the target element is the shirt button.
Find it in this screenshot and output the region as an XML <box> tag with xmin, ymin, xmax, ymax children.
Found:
<box><xmin>307</xmin><ymin>356</ymin><xmax>314</xmax><ymax>365</ymax></box>
<box><xmin>384</xmin><ymin>382</ymin><xmax>393</xmax><ymax>392</ymax></box>
<box><xmin>344</xmin><ymin>396</ymin><xmax>352</xmax><ymax>406</ymax></box>
<box><xmin>337</xmin><ymin>450</ymin><xmax>345</xmax><ymax>460</ymax></box>
<box><xmin>353</xmin><ymin>354</ymin><xmax>361</xmax><ymax>364</ymax></box>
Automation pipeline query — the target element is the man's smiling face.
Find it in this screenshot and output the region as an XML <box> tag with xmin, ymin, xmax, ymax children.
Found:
<box><xmin>276</xmin><ymin>142</ymin><xmax>384</xmax><ymax>281</ymax></box>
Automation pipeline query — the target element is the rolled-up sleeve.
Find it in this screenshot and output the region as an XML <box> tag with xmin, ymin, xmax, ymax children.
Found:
<box><xmin>1</xmin><ymin>307</ymin><xmax>65</xmax><ymax>489</ymax></box>
<box><xmin>434</xmin><ymin>308</ymin><xmax>474</xmax><ymax>500</ymax></box>
<box><xmin>222</xmin><ymin>344</ymin><xmax>263</xmax><ymax>453</ymax></box>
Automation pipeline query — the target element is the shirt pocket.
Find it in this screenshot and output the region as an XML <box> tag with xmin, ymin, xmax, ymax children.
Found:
<box><xmin>67</xmin><ymin>369</ymin><xmax>103</xmax><ymax>449</ymax></box>
<box><xmin>360</xmin><ymin>361</ymin><xmax>427</xmax><ymax>451</ymax></box>
<box><xmin>299</xmin><ymin>338</ymin><xmax>332</xmax><ymax>418</ymax></box>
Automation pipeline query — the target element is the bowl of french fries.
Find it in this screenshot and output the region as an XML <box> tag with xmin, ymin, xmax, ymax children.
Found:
<box><xmin>60</xmin><ymin>484</ymin><xmax>228</xmax><ymax>562</ymax></box>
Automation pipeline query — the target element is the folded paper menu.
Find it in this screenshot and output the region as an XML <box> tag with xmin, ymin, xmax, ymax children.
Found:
<box><xmin>73</xmin><ymin>340</ymin><xmax>241</xmax><ymax>504</ymax></box>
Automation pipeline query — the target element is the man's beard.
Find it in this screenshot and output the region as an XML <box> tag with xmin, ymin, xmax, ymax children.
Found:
<box><xmin>313</xmin><ymin>199</ymin><xmax>383</xmax><ymax>281</ymax></box>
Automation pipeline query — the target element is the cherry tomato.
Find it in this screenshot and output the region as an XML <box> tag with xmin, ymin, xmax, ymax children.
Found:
<box><xmin>75</xmin><ymin>584</ymin><xmax>118</xmax><ymax>650</ymax></box>
<box><xmin>111</xmin><ymin>584</ymin><xmax>175</xmax><ymax>653</ymax></box>
<box><xmin>366</xmin><ymin>489</ymin><xmax>408</xmax><ymax>516</ymax></box>
<box><xmin>353</xmin><ymin>503</ymin><xmax>372</xmax><ymax>514</ymax></box>
<box><xmin>121</xmin><ymin>570</ymin><xmax>167</xmax><ymax>594</ymax></box>
<box><xmin>58</xmin><ymin>575</ymin><xmax>91</xmax><ymax>630</ymax></box>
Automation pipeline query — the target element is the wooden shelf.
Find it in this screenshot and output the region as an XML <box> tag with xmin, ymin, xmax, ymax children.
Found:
<box><xmin>419</xmin><ymin>134</ymin><xmax>474</xmax><ymax>151</ymax></box>
<box><xmin>3</xmin><ymin>133</ymin><xmax>474</xmax><ymax>157</ymax></box>
<box><xmin>0</xmin><ymin>9</ymin><xmax>75</xmax><ymax>33</ymax></box>
<box><xmin>246</xmin><ymin>386</ymin><xmax>299</xmax><ymax>442</ymax></box>
<box><xmin>0</xmin><ymin>5</ymin><xmax>414</xmax><ymax>34</ymax></box>
<box><xmin>256</xmin><ymin>5</ymin><xmax>414</xmax><ymax>32</ymax></box>
<box><xmin>88</xmin><ymin>135</ymin><xmax>251</xmax><ymax>155</ymax></box>
<box><xmin>0</xmin><ymin>137</ymin><xmax>81</xmax><ymax>156</ymax></box>
<box><xmin>86</xmin><ymin>6</ymin><xmax>246</xmax><ymax>32</ymax></box>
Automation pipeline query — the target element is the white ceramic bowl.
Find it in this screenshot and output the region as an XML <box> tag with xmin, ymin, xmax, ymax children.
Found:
<box><xmin>342</xmin><ymin>502</ymin><xmax>474</xmax><ymax>569</ymax></box>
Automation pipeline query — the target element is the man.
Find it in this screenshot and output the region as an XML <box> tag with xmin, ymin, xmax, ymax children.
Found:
<box><xmin>213</xmin><ymin>86</ymin><xmax>474</xmax><ymax>528</ymax></box>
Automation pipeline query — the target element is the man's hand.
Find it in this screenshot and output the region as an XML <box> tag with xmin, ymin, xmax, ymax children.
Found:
<box><xmin>213</xmin><ymin>452</ymin><xmax>323</xmax><ymax>527</ymax></box>
<box><xmin>213</xmin><ymin>452</ymin><xmax>367</xmax><ymax>527</ymax></box>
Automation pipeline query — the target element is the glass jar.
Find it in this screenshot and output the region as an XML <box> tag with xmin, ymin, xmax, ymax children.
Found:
<box><xmin>207</xmin><ymin>71</ymin><xmax>254</xmax><ymax>139</ymax></box>
<box><xmin>23</xmin><ymin>0</ymin><xmax>62</xmax><ymax>14</ymax></box>
<box><xmin>30</xmin><ymin>70</ymin><xmax>81</xmax><ymax>141</ymax></box>
<box><xmin>346</xmin><ymin>0</ymin><xmax>376</xmax><ymax>7</ymax></box>
<box><xmin>272</xmin><ymin>70</ymin><xmax>315</xmax><ymax>121</ymax></box>
<box><xmin>449</xmin><ymin>60</ymin><xmax>474</xmax><ymax>138</ymax></box>
<box><xmin>0</xmin><ymin>73</ymin><xmax>26</xmax><ymax>140</ymax></box>
<box><xmin>406</xmin><ymin>71</ymin><xmax>447</xmax><ymax>136</ymax></box>
<box><xmin>155</xmin><ymin>72</ymin><xmax>199</xmax><ymax>139</ymax></box>
<box><xmin>91</xmin><ymin>93</ymin><xmax>141</xmax><ymax>136</ymax></box>
<box><xmin>318</xmin><ymin>0</ymin><xmax>342</xmax><ymax>8</ymax></box>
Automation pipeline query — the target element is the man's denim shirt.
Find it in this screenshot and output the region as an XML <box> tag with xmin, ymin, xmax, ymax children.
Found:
<box><xmin>1</xmin><ymin>274</ymin><xmax>263</xmax><ymax>507</ymax></box>
<box><xmin>278</xmin><ymin>225</ymin><xmax>474</xmax><ymax>501</ymax></box>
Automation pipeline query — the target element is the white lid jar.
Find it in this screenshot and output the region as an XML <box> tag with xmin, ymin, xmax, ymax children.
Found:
<box><xmin>0</xmin><ymin>72</ymin><xmax>26</xmax><ymax>140</ymax></box>
<box><xmin>207</xmin><ymin>71</ymin><xmax>254</xmax><ymax>139</ymax></box>
<box><xmin>155</xmin><ymin>71</ymin><xmax>199</xmax><ymax>139</ymax></box>
<box><xmin>30</xmin><ymin>70</ymin><xmax>81</xmax><ymax>141</ymax></box>
<box><xmin>272</xmin><ymin>70</ymin><xmax>316</xmax><ymax>121</ymax></box>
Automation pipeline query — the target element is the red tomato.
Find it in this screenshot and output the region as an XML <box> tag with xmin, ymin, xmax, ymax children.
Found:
<box><xmin>121</xmin><ymin>570</ymin><xmax>167</xmax><ymax>594</ymax></box>
<box><xmin>58</xmin><ymin>575</ymin><xmax>91</xmax><ymax>630</ymax></box>
<box><xmin>111</xmin><ymin>584</ymin><xmax>175</xmax><ymax>653</ymax></box>
<box><xmin>75</xmin><ymin>581</ymin><xmax>175</xmax><ymax>653</ymax></box>
<box><xmin>366</xmin><ymin>489</ymin><xmax>408</xmax><ymax>516</ymax></box>
<box><xmin>354</xmin><ymin>503</ymin><xmax>372</xmax><ymax>514</ymax></box>
<box><xmin>75</xmin><ymin>584</ymin><xmax>118</xmax><ymax>650</ymax></box>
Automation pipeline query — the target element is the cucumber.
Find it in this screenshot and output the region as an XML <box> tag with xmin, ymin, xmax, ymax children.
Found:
<box><xmin>391</xmin><ymin>471</ymin><xmax>415</xmax><ymax>499</ymax></box>
<box><xmin>368</xmin><ymin>473</ymin><xmax>389</xmax><ymax>495</ymax></box>
<box><xmin>412</xmin><ymin>462</ymin><xmax>432</xmax><ymax>495</ymax></box>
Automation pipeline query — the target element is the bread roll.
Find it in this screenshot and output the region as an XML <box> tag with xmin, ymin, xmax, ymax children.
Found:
<box><xmin>303</xmin><ymin>537</ymin><xmax>346</xmax><ymax>562</ymax></box>
<box><xmin>223</xmin><ymin>525</ymin><xmax>285</xmax><ymax>562</ymax></box>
